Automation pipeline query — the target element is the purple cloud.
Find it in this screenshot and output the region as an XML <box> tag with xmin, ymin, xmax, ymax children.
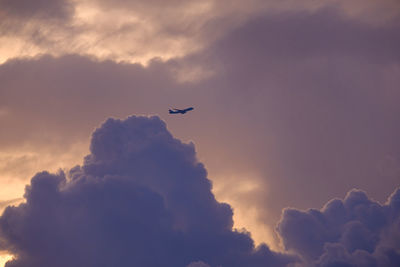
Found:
<box><xmin>277</xmin><ymin>187</ymin><xmax>400</xmax><ymax>266</ymax></box>
<box><xmin>186</xmin><ymin>261</ymin><xmax>211</xmax><ymax>267</ymax></box>
<box><xmin>0</xmin><ymin>116</ymin><xmax>295</xmax><ymax>267</ymax></box>
<box><xmin>0</xmin><ymin>199</ymin><xmax>22</xmax><ymax>213</ymax></box>
<box><xmin>0</xmin><ymin>5</ymin><xmax>399</xmax><ymax>262</ymax></box>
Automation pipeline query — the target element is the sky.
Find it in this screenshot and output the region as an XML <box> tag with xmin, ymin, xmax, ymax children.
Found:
<box><xmin>0</xmin><ymin>0</ymin><xmax>399</xmax><ymax>266</ymax></box>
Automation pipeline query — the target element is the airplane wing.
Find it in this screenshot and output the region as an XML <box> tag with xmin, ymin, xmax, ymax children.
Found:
<box><xmin>169</xmin><ymin>107</ymin><xmax>193</xmax><ymax>114</ymax></box>
<box><xmin>183</xmin><ymin>107</ymin><xmax>194</xmax><ymax>112</ymax></box>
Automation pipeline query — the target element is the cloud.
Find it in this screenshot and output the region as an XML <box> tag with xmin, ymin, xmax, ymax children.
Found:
<box><xmin>0</xmin><ymin>0</ymin><xmax>74</xmax><ymax>41</ymax></box>
<box><xmin>186</xmin><ymin>261</ymin><xmax>211</xmax><ymax>267</ymax></box>
<box><xmin>0</xmin><ymin>0</ymin><xmax>73</xmax><ymax>20</ymax></box>
<box><xmin>0</xmin><ymin>54</ymin><xmax>197</xmax><ymax>216</ymax></box>
<box><xmin>0</xmin><ymin>115</ymin><xmax>296</xmax><ymax>267</ymax></box>
<box><xmin>194</xmin><ymin>5</ymin><xmax>400</xmax><ymax>242</ymax></box>
<box><xmin>2</xmin><ymin>0</ymin><xmax>399</xmax><ymax>64</ymax></box>
<box><xmin>0</xmin><ymin>199</ymin><xmax>23</xmax><ymax>212</ymax></box>
<box><xmin>0</xmin><ymin>55</ymin><xmax>178</xmax><ymax>149</ymax></box>
<box><xmin>277</xmin><ymin>187</ymin><xmax>400</xmax><ymax>266</ymax></box>
<box><xmin>1</xmin><ymin>4</ymin><xmax>400</xmax><ymax>249</ymax></box>
<box><xmin>1</xmin><ymin>4</ymin><xmax>400</xmax><ymax>267</ymax></box>
<box><xmin>1</xmin><ymin>5</ymin><xmax>400</xmax><ymax>261</ymax></box>
<box><xmin>0</xmin><ymin>0</ymin><xmax>75</xmax><ymax>64</ymax></box>
<box><xmin>0</xmin><ymin>0</ymin><xmax>256</xmax><ymax>64</ymax></box>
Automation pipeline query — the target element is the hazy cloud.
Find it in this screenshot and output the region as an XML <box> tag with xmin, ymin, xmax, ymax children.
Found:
<box><xmin>0</xmin><ymin>0</ymin><xmax>73</xmax><ymax>20</ymax></box>
<box><xmin>195</xmin><ymin>6</ymin><xmax>400</xmax><ymax>241</ymax></box>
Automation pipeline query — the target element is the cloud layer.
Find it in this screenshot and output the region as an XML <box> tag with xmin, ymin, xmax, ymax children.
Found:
<box><xmin>1</xmin><ymin>0</ymin><xmax>399</xmax><ymax>63</ymax></box>
<box><xmin>0</xmin><ymin>116</ymin><xmax>294</xmax><ymax>267</ymax></box>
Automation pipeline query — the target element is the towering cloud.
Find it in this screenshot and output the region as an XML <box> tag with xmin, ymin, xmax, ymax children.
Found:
<box><xmin>0</xmin><ymin>116</ymin><xmax>295</xmax><ymax>267</ymax></box>
<box><xmin>277</xmin><ymin>187</ymin><xmax>400</xmax><ymax>266</ymax></box>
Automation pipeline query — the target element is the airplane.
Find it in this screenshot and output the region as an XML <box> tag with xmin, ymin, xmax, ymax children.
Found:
<box><xmin>169</xmin><ymin>107</ymin><xmax>194</xmax><ymax>114</ymax></box>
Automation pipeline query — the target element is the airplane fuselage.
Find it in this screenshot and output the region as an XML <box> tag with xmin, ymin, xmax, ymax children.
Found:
<box><xmin>169</xmin><ymin>107</ymin><xmax>194</xmax><ymax>114</ymax></box>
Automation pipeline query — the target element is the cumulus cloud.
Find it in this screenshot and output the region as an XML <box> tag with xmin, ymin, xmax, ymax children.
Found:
<box><xmin>0</xmin><ymin>199</ymin><xmax>22</xmax><ymax>212</ymax></box>
<box><xmin>186</xmin><ymin>261</ymin><xmax>211</xmax><ymax>267</ymax></box>
<box><xmin>277</xmin><ymin>187</ymin><xmax>400</xmax><ymax>266</ymax></box>
<box><xmin>0</xmin><ymin>116</ymin><xmax>295</xmax><ymax>267</ymax></box>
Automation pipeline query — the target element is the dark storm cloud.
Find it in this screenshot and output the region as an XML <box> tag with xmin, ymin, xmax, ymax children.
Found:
<box><xmin>0</xmin><ymin>116</ymin><xmax>296</xmax><ymax>267</ymax></box>
<box><xmin>277</xmin><ymin>187</ymin><xmax>400</xmax><ymax>266</ymax></box>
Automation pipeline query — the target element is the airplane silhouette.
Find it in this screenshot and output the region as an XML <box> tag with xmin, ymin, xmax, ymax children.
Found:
<box><xmin>169</xmin><ymin>107</ymin><xmax>194</xmax><ymax>114</ymax></box>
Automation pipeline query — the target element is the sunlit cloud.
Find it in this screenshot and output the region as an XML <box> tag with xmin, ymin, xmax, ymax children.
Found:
<box><xmin>0</xmin><ymin>144</ymin><xmax>87</xmax><ymax>208</ymax></box>
<box><xmin>1</xmin><ymin>0</ymin><xmax>398</xmax><ymax>64</ymax></box>
<box><xmin>212</xmin><ymin>172</ymin><xmax>279</xmax><ymax>248</ymax></box>
<box><xmin>0</xmin><ymin>0</ymin><xmax>216</xmax><ymax>64</ymax></box>
<box><xmin>0</xmin><ymin>254</ymin><xmax>13</xmax><ymax>267</ymax></box>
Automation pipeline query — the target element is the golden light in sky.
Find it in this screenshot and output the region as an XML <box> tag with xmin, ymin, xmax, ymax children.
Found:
<box><xmin>0</xmin><ymin>254</ymin><xmax>13</xmax><ymax>267</ymax></box>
